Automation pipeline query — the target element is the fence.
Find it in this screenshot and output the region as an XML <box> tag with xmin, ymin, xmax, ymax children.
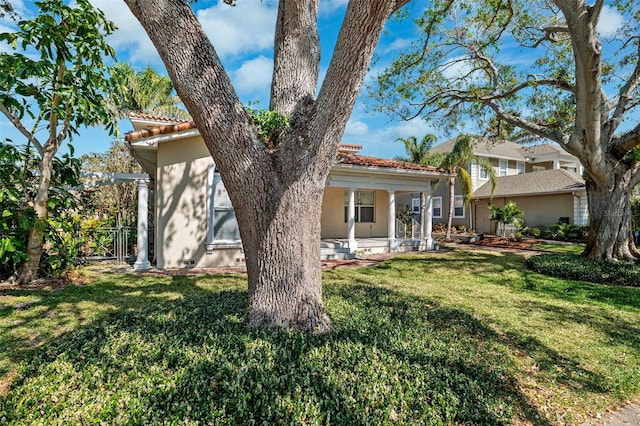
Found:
<box><xmin>75</xmin><ymin>226</ymin><xmax>153</xmax><ymax>264</ymax></box>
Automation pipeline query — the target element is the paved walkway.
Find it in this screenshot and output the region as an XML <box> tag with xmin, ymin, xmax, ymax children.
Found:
<box><xmin>581</xmin><ymin>400</ymin><xmax>640</xmax><ymax>425</ymax></box>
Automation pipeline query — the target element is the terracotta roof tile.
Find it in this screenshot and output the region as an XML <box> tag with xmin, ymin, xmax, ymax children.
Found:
<box><xmin>125</xmin><ymin>121</ymin><xmax>197</xmax><ymax>142</ymax></box>
<box><xmin>128</xmin><ymin>112</ymin><xmax>192</xmax><ymax>123</ymax></box>
<box><xmin>336</xmin><ymin>153</ymin><xmax>444</xmax><ymax>172</ymax></box>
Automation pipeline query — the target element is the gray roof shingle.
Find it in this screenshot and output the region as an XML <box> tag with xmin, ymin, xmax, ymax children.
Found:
<box><xmin>473</xmin><ymin>169</ymin><xmax>585</xmax><ymax>199</ymax></box>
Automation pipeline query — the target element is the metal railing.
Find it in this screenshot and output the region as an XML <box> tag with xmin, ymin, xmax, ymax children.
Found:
<box><xmin>75</xmin><ymin>226</ymin><xmax>139</xmax><ymax>263</ymax></box>
<box><xmin>396</xmin><ymin>218</ymin><xmax>422</xmax><ymax>239</ymax></box>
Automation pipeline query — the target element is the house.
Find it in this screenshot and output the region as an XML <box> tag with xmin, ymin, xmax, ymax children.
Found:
<box><xmin>124</xmin><ymin>113</ymin><xmax>452</xmax><ymax>270</ymax></box>
<box><xmin>397</xmin><ymin>138</ymin><xmax>587</xmax><ymax>233</ymax></box>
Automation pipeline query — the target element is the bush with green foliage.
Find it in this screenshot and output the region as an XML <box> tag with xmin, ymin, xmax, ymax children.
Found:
<box><xmin>246</xmin><ymin>105</ymin><xmax>290</xmax><ymax>151</ymax></box>
<box><xmin>0</xmin><ymin>142</ymin><xmax>82</xmax><ymax>280</ymax></box>
<box><xmin>489</xmin><ymin>201</ymin><xmax>524</xmax><ymax>237</ymax></box>
<box><xmin>526</xmin><ymin>253</ymin><xmax>640</xmax><ymax>287</ymax></box>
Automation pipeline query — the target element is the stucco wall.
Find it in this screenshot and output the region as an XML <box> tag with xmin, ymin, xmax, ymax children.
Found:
<box><xmin>473</xmin><ymin>193</ymin><xmax>576</xmax><ymax>233</ymax></box>
<box><xmin>156</xmin><ymin>137</ymin><xmax>244</xmax><ymax>268</ymax></box>
<box><xmin>320</xmin><ymin>187</ymin><xmax>390</xmax><ymax>239</ymax></box>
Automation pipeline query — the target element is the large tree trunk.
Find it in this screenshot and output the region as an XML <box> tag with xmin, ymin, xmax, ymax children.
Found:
<box><xmin>15</xmin><ymin>148</ymin><xmax>55</xmax><ymax>284</ymax></box>
<box><xmin>583</xmin><ymin>169</ymin><xmax>640</xmax><ymax>261</ymax></box>
<box><xmin>241</xmin><ymin>170</ymin><xmax>331</xmax><ymax>333</ymax></box>
<box><xmin>125</xmin><ymin>0</ymin><xmax>409</xmax><ymax>333</ymax></box>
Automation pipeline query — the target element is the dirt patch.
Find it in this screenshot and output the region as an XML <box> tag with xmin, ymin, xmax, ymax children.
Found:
<box><xmin>470</xmin><ymin>236</ymin><xmax>539</xmax><ymax>251</ymax></box>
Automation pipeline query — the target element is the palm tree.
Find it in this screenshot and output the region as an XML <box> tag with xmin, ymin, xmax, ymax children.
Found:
<box><xmin>440</xmin><ymin>134</ymin><xmax>497</xmax><ymax>240</ymax></box>
<box><xmin>109</xmin><ymin>63</ymin><xmax>190</xmax><ymax>120</ymax></box>
<box><xmin>394</xmin><ymin>134</ymin><xmax>437</xmax><ymax>163</ymax></box>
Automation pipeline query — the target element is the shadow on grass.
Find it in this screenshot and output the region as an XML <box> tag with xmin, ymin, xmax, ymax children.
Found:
<box><xmin>3</xmin><ymin>273</ymin><xmax>553</xmax><ymax>425</ymax></box>
<box><xmin>0</xmin><ymin>272</ymin><xmax>245</xmax><ymax>386</ymax></box>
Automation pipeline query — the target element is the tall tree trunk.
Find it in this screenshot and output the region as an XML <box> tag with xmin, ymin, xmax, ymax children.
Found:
<box><xmin>240</xmin><ymin>171</ymin><xmax>331</xmax><ymax>333</ymax></box>
<box><xmin>583</xmin><ymin>169</ymin><xmax>640</xmax><ymax>261</ymax></box>
<box><xmin>445</xmin><ymin>176</ymin><xmax>455</xmax><ymax>240</ymax></box>
<box><xmin>15</xmin><ymin>148</ymin><xmax>55</xmax><ymax>284</ymax></box>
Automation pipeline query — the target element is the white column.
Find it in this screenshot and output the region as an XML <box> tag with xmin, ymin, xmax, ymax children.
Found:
<box><xmin>388</xmin><ymin>189</ymin><xmax>397</xmax><ymax>252</ymax></box>
<box><xmin>423</xmin><ymin>184</ymin><xmax>434</xmax><ymax>250</ymax></box>
<box><xmin>553</xmin><ymin>159</ymin><xmax>561</xmax><ymax>169</ymax></box>
<box><xmin>133</xmin><ymin>179</ymin><xmax>151</xmax><ymax>271</ymax></box>
<box><xmin>347</xmin><ymin>187</ymin><xmax>357</xmax><ymax>252</ymax></box>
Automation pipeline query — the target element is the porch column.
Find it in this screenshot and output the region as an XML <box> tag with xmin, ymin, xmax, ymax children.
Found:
<box><xmin>347</xmin><ymin>187</ymin><xmax>357</xmax><ymax>252</ymax></box>
<box><xmin>553</xmin><ymin>159</ymin><xmax>561</xmax><ymax>169</ymax></box>
<box><xmin>388</xmin><ymin>189</ymin><xmax>397</xmax><ymax>252</ymax></box>
<box><xmin>133</xmin><ymin>178</ymin><xmax>151</xmax><ymax>271</ymax></box>
<box><xmin>422</xmin><ymin>183</ymin><xmax>434</xmax><ymax>250</ymax></box>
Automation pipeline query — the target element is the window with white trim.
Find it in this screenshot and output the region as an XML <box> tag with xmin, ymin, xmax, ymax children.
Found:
<box><xmin>344</xmin><ymin>190</ymin><xmax>375</xmax><ymax>223</ymax></box>
<box><xmin>516</xmin><ymin>162</ymin><xmax>525</xmax><ymax>174</ymax></box>
<box><xmin>432</xmin><ymin>196</ymin><xmax>442</xmax><ymax>218</ymax></box>
<box><xmin>453</xmin><ymin>195</ymin><xmax>465</xmax><ymax>218</ymax></box>
<box><xmin>479</xmin><ymin>166</ymin><xmax>488</xmax><ymax>180</ymax></box>
<box><xmin>499</xmin><ymin>159</ymin><xmax>508</xmax><ymax>177</ymax></box>
<box><xmin>411</xmin><ymin>197</ymin><xmax>421</xmax><ymax>214</ymax></box>
<box><xmin>206</xmin><ymin>163</ymin><xmax>241</xmax><ymax>250</ymax></box>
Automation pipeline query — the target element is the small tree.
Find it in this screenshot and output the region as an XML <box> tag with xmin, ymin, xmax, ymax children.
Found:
<box><xmin>0</xmin><ymin>0</ymin><xmax>118</xmax><ymax>284</ymax></box>
<box><xmin>489</xmin><ymin>201</ymin><xmax>524</xmax><ymax>238</ymax></box>
<box><xmin>439</xmin><ymin>135</ymin><xmax>496</xmax><ymax>240</ymax></box>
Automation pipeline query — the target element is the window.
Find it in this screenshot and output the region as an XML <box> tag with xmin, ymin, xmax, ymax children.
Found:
<box><xmin>411</xmin><ymin>197</ymin><xmax>421</xmax><ymax>214</ymax></box>
<box><xmin>432</xmin><ymin>197</ymin><xmax>442</xmax><ymax>218</ymax></box>
<box><xmin>453</xmin><ymin>195</ymin><xmax>465</xmax><ymax>218</ymax></box>
<box><xmin>344</xmin><ymin>190</ymin><xmax>375</xmax><ymax>223</ymax></box>
<box><xmin>516</xmin><ymin>162</ymin><xmax>525</xmax><ymax>174</ymax></box>
<box><xmin>206</xmin><ymin>164</ymin><xmax>241</xmax><ymax>249</ymax></box>
<box><xmin>479</xmin><ymin>166</ymin><xmax>488</xmax><ymax>180</ymax></box>
<box><xmin>499</xmin><ymin>159</ymin><xmax>508</xmax><ymax>177</ymax></box>
<box><xmin>532</xmin><ymin>165</ymin><xmax>546</xmax><ymax>172</ymax></box>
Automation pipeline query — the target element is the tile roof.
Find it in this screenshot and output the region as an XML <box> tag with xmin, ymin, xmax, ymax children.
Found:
<box><xmin>336</xmin><ymin>153</ymin><xmax>444</xmax><ymax>173</ymax></box>
<box><xmin>473</xmin><ymin>169</ymin><xmax>585</xmax><ymax>199</ymax></box>
<box><xmin>125</xmin><ymin>121</ymin><xmax>197</xmax><ymax>142</ymax></box>
<box><xmin>128</xmin><ymin>112</ymin><xmax>192</xmax><ymax>123</ymax></box>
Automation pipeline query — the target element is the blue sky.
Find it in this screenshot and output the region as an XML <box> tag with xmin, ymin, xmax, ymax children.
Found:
<box><xmin>0</xmin><ymin>0</ymin><xmax>630</xmax><ymax>159</ymax></box>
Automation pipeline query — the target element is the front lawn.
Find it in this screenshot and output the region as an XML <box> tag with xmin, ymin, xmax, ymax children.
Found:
<box><xmin>1</xmin><ymin>250</ymin><xmax>639</xmax><ymax>425</ymax></box>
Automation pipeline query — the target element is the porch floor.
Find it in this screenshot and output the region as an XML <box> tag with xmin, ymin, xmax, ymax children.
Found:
<box><xmin>320</xmin><ymin>238</ymin><xmax>424</xmax><ymax>260</ymax></box>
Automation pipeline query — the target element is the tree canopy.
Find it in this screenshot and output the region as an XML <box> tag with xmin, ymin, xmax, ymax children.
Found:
<box><xmin>0</xmin><ymin>0</ymin><xmax>118</xmax><ymax>283</ymax></box>
<box><xmin>373</xmin><ymin>0</ymin><xmax>640</xmax><ymax>260</ymax></box>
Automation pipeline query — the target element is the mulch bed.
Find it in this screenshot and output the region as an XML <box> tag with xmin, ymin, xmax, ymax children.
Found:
<box><xmin>469</xmin><ymin>235</ymin><xmax>539</xmax><ymax>251</ymax></box>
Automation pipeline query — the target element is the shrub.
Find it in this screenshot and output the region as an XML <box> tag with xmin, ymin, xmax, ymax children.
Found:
<box><xmin>520</xmin><ymin>227</ymin><xmax>541</xmax><ymax>238</ymax></box>
<box><xmin>526</xmin><ymin>253</ymin><xmax>640</xmax><ymax>287</ymax></box>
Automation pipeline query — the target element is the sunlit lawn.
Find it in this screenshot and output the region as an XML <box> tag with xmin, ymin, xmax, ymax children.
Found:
<box><xmin>1</xmin><ymin>249</ymin><xmax>639</xmax><ymax>425</ymax></box>
<box><xmin>532</xmin><ymin>241</ymin><xmax>586</xmax><ymax>254</ymax></box>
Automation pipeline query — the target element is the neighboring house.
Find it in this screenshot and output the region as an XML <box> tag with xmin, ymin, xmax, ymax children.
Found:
<box><xmin>472</xmin><ymin>169</ymin><xmax>587</xmax><ymax>234</ymax></box>
<box><xmin>398</xmin><ymin>137</ymin><xmax>587</xmax><ymax>233</ymax></box>
<box><xmin>124</xmin><ymin>113</ymin><xmax>452</xmax><ymax>270</ymax></box>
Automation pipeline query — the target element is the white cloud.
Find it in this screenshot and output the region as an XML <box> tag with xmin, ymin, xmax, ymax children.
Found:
<box><xmin>345</xmin><ymin>120</ymin><xmax>369</xmax><ymax>136</ymax></box>
<box><xmin>378</xmin><ymin>38</ymin><xmax>412</xmax><ymax>56</ymax></box>
<box><xmin>89</xmin><ymin>0</ymin><xmax>161</xmax><ymax>65</ymax></box>
<box><xmin>598</xmin><ymin>5</ymin><xmax>624</xmax><ymax>37</ymax></box>
<box><xmin>318</xmin><ymin>0</ymin><xmax>348</xmax><ymax>16</ymax></box>
<box><xmin>90</xmin><ymin>0</ymin><xmax>277</xmax><ymax>65</ymax></box>
<box><xmin>197</xmin><ymin>1</ymin><xmax>277</xmax><ymax>59</ymax></box>
<box><xmin>231</xmin><ymin>55</ymin><xmax>273</xmax><ymax>96</ymax></box>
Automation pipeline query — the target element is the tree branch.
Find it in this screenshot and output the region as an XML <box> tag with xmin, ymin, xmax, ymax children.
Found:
<box><xmin>485</xmin><ymin>101</ymin><xmax>567</xmax><ymax>145</ymax></box>
<box><xmin>0</xmin><ymin>101</ymin><xmax>44</xmax><ymax>155</ymax></box>
<box><xmin>604</xmin><ymin>42</ymin><xmax>640</xmax><ymax>140</ymax></box>
<box><xmin>610</xmin><ymin>123</ymin><xmax>640</xmax><ymax>159</ymax></box>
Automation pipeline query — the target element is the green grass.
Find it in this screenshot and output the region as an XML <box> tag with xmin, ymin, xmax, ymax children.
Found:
<box><xmin>1</xmin><ymin>251</ymin><xmax>640</xmax><ymax>425</ymax></box>
<box><xmin>531</xmin><ymin>242</ymin><xmax>585</xmax><ymax>254</ymax></box>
